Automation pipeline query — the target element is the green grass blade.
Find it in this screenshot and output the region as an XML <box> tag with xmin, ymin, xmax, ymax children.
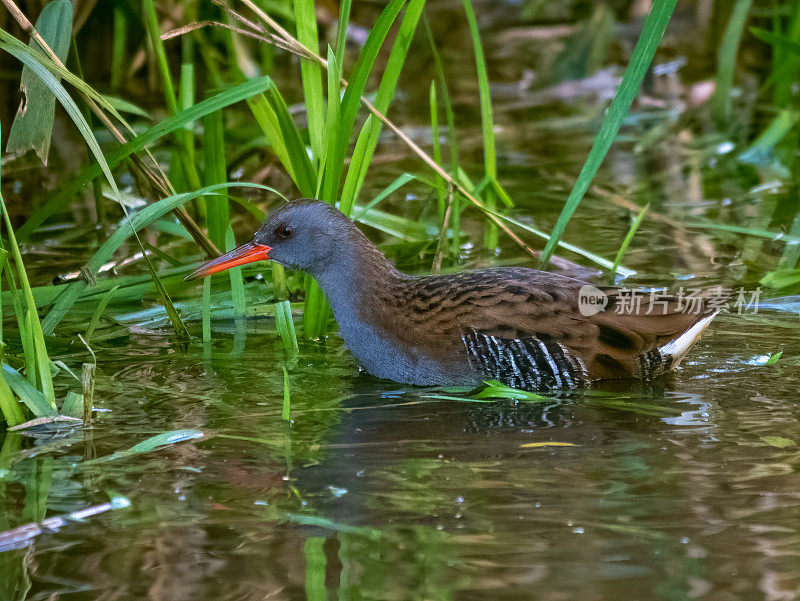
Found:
<box><xmin>143</xmin><ymin>0</ymin><xmax>202</xmax><ymax>191</ymax></box>
<box><xmin>423</xmin><ymin>15</ymin><xmax>459</xmax><ymax>173</ymax></box>
<box><xmin>248</xmin><ymin>89</ymin><xmax>316</xmax><ymax>196</ymax></box>
<box><xmin>203</xmin><ymin>110</ymin><xmax>230</xmax><ymax>252</ymax></box>
<box><xmin>61</xmin><ymin>391</ymin><xmax>84</xmax><ymax>419</ymax></box>
<box><xmin>282</xmin><ymin>366</ymin><xmax>291</xmax><ymax>421</ymax></box>
<box><xmin>539</xmin><ymin>0</ymin><xmax>677</xmax><ymax>268</ymax></box>
<box><xmin>274</xmin><ymin>300</ymin><xmax>299</xmax><ymax>356</ymax></box>
<box><xmin>5</xmin><ymin>0</ymin><xmax>72</xmax><ymax>164</ymax></box>
<box><xmin>143</xmin><ymin>0</ymin><xmax>178</xmax><ymax>114</ymax></box>
<box><xmin>0</xmin><ymin>367</ymin><xmax>25</xmax><ymax>426</ymax></box>
<box><xmin>142</xmin><ymin>253</ymin><xmax>190</xmax><ymax>340</ymax></box>
<box><xmin>315</xmin><ymin>45</ymin><xmax>342</xmax><ymax>196</ymax></box>
<box><xmin>84</xmin><ymin>430</ymin><xmax>204</xmax><ymax>465</ymax></box>
<box><xmin>335</xmin><ymin>0</ymin><xmax>352</xmax><ymax>61</ymax></box>
<box><xmin>84</xmin><ymin>284</ymin><xmax>119</xmax><ymax>341</ymax></box>
<box><xmin>293</xmin><ymin>0</ymin><xmax>325</xmax><ymax>165</ymax></box>
<box><xmin>202</xmin><ymin>277</ymin><xmax>211</xmax><ymax>344</ymax></box>
<box><xmin>352</xmin><ymin>172</ymin><xmax>439</xmax><ymax>222</ymax></box>
<box><xmin>225</xmin><ymin>228</ymin><xmax>246</xmax><ymax>318</ymax></box>
<box><xmin>0</xmin><ymin>285</ymin><xmax>25</xmax><ymax>424</ymax></box>
<box><xmin>0</xmin><ymin>178</ymin><xmax>56</xmax><ymax>408</ymax></box>
<box><xmin>430</xmin><ymin>82</ymin><xmax>446</xmax><ymax>221</ymax></box>
<box><xmin>682</xmin><ymin>220</ymin><xmax>800</xmax><ymax>243</ymax></box>
<box><xmin>751</xmin><ymin>27</ymin><xmax>800</xmax><ymax>57</ymax></box>
<box><xmin>608</xmin><ymin>204</ymin><xmax>649</xmax><ymax>284</ymax></box>
<box><xmin>2</xmin><ymin>269</ymin><xmax>35</xmax><ymax>386</ymax></box>
<box><xmin>738</xmin><ymin>109</ymin><xmax>799</xmax><ymax>166</ymax></box>
<box><xmin>483</xmin><ymin>204</ymin><xmax>635</xmax><ymax>276</ymax></box>
<box><xmin>1</xmin><ymin>363</ymin><xmax>55</xmax><ymax>418</ymax></box>
<box><xmin>101</xmin><ymin>95</ymin><xmax>151</xmax><ymax>119</ymax></box>
<box><xmin>0</xmin><ymin>28</ymin><xmax>134</xmax><ymax>135</ymax></box>
<box><xmin>712</xmin><ymin>0</ymin><xmax>753</xmax><ymax>123</ymax></box>
<box><xmin>320</xmin><ymin>0</ymin><xmax>407</xmax><ymax>204</ymax></box>
<box><xmin>461</xmin><ymin>0</ymin><xmax>499</xmax><ymax>249</ymax></box>
<box><xmin>111</xmin><ymin>3</ymin><xmax>127</xmax><ymax>90</ymax></box>
<box><xmin>2</xmin><ymin>42</ymin><xmax>120</xmax><ymax>201</ymax></box>
<box><xmin>339</xmin><ymin>0</ymin><xmax>426</xmax><ymax>215</ymax></box>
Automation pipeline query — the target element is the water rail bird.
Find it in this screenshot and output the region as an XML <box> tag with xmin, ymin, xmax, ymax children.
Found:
<box><xmin>187</xmin><ymin>200</ymin><xmax>716</xmax><ymax>390</ymax></box>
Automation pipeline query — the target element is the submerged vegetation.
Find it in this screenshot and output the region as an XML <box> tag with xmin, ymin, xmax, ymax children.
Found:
<box><xmin>0</xmin><ymin>0</ymin><xmax>800</xmax><ymax>597</ymax></box>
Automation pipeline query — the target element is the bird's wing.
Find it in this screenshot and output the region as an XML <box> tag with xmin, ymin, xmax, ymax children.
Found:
<box><xmin>432</xmin><ymin>269</ymin><xmax>714</xmax><ymax>385</ymax></box>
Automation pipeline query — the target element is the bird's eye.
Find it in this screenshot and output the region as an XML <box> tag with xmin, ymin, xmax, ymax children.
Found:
<box><xmin>276</xmin><ymin>225</ymin><xmax>294</xmax><ymax>241</ymax></box>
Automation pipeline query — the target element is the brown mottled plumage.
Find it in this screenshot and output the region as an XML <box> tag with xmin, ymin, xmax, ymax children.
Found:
<box><xmin>188</xmin><ymin>200</ymin><xmax>716</xmax><ymax>390</ymax></box>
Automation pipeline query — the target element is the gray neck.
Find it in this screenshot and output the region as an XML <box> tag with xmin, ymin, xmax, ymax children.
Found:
<box><xmin>310</xmin><ymin>238</ymin><xmax>400</xmax><ymax>335</ymax></box>
<box><xmin>307</xmin><ymin>238</ymin><xmax>450</xmax><ymax>383</ymax></box>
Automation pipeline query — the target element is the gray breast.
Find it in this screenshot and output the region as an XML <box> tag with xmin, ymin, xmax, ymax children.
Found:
<box><xmin>331</xmin><ymin>306</ymin><xmax>473</xmax><ymax>386</ymax></box>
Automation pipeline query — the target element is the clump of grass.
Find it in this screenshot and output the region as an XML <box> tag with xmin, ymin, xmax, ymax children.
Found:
<box><xmin>0</xmin><ymin>128</ymin><xmax>58</xmax><ymax>425</ymax></box>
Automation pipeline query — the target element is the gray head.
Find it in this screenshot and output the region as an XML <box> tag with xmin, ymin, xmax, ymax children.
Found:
<box><xmin>187</xmin><ymin>199</ymin><xmax>366</xmax><ymax>281</ymax></box>
<box><xmin>253</xmin><ymin>200</ymin><xmax>358</xmax><ymax>274</ymax></box>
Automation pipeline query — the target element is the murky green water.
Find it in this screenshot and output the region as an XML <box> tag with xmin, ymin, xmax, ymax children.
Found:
<box><xmin>3</xmin><ymin>2</ymin><xmax>800</xmax><ymax>599</ymax></box>
<box><xmin>5</xmin><ymin>313</ymin><xmax>800</xmax><ymax>599</ymax></box>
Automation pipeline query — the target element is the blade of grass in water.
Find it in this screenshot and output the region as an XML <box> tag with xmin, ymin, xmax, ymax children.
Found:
<box><xmin>682</xmin><ymin>221</ymin><xmax>800</xmax><ymax>244</ymax></box>
<box><xmin>338</xmin><ymin>0</ymin><xmax>426</xmax><ymax>216</ymax></box>
<box><xmin>202</xmin><ymin>278</ymin><xmax>211</xmax><ymax>344</ymax></box>
<box><xmin>608</xmin><ymin>204</ymin><xmax>649</xmax><ymax>284</ymax></box>
<box><xmin>274</xmin><ymin>300</ymin><xmax>299</xmax><ymax>356</ymax></box>
<box><xmin>738</xmin><ymin>109</ymin><xmax>799</xmax><ymax>167</ymax></box>
<box><xmin>0</xmin><ymin>250</ymin><xmax>25</xmax><ymax>426</ymax></box>
<box><xmin>0</xmin><ymin>160</ymin><xmax>56</xmax><ymax>411</ymax></box>
<box><xmin>5</xmin><ymin>0</ymin><xmax>72</xmax><ymax>164</ymax></box>
<box><xmin>304</xmin><ymin>537</ymin><xmax>326</xmax><ymax>599</ymax></box>
<box><xmin>293</xmin><ymin>0</ymin><xmax>325</xmax><ymax>166</ymax></box>
<box><xmin>282</xmin><ymin>366</ymin><xmax>291</xmax><ymax>421</ymax></box>
<box><xmin>0</xmin><ymin>361</ymin><xmax>25</xmax><ymax>427</ymax></box>
<box><xmin>461</xmin><ymin>0</ymin><xmax>500</xmax><ymax>250</ymax></box>
<box><xmin>538</xmin><ymin>0</ymin><xmax>677</xmax><ymax>268</ymax></box>
<box><xmin>712</xmin><ymin>0</ymin><xmax>753</xmax><ymax>124</ymax></box>
<box><xmin>430</xmin><ymin>82</ymin><xmax>446</xmax><ymax>221</ymax></box>
<box><xmin>1</xmin><ymin>363</ymin><xmax>55</xmax><ymax>418</ymax></box>
<box><xmin>83</xmin><ymin>430</ymin><xmax>204</xmax><ymax>466</ymax></box>
<box><xmin>481</xmin><ymin>204</ymin><xmax>635</xmax><ymax>277</ymax></box>
<box><xmin>84</xmin><ymin>284</ymin><xmax>119</xmax><ymax>341</ymax></box>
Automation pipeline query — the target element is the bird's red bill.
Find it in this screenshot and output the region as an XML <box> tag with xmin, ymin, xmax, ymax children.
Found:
<box><xmin>185</xmin><ymin>242</ymin><xmax>272</xmax><ymax>280</ymax></box>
